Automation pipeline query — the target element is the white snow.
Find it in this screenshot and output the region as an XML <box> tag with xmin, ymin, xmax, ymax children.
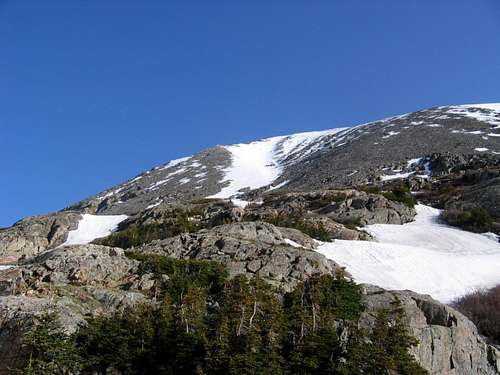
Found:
<box><xmin>209</xmin><ymin>128</ymin><xmax>346</xmax><ymax>200</ymax></box>
<box><xmin>0</xmin><ymin>265</ymin><xmax>14</xmax><ymax>271</ymax></box>
<box><xmin>462</xmin><ymin>103</ymin><xmax>500</xmax><ymax>111</ymax></box>
<box><xmin>61</xmin><ymin>214</ymin><xmax>128</xmax><ymax>246</ymax></box>
<box><xmin>445</xmin><ymin>105</ymin><xmax>500</xmax><ymax>127</ymax></box>
<box><xmin>159</xmin><ymin>156</ymin><xmax>191</xmax><ymax>171</ymax></box>
<box><xmin>147</xmin><ymin>167</ymin><xmax>188</xmax><ymax>190</ymax></box>
<box><xmin>487</xmin><ymin>133</ymin><xmax>500</xmax><ymax>137</ymax></box>
<box><xmin>269</xmin><ymin>180</ymin><xmax>289</xmax><ymax>191</ymax></box>
<box><xmin>284</xmin><ymin>239</ymin><xmax>304</xmax><ymax>248</ymax></box>
<box><xmin>380</xmin><ymin>171</ymin><xmax>415</xmax><ymax>181</ymax></box>
<box><xmin>179</xmin><ymin>177</ymin><xmax>191</xmax><ymax>185</ymax></box>
<box><xmin>475</xmin><ymin>148</ymin><xmax>489</xmax><ymax>152</ymax></box>
<box><xmin>407</xmin><ymin>158</ymin><xmax>422</xmax><ymax>167</ymax></box>
<box><xmin>146</xmin><ymin>201</ymin><xmax>162</xmax><ymax>210</ymax></box>
<box><xmin>194</xmin><ymin>172</ymin><xmax>207</xmax><ymax>178</ymax></box>
<box><xmin>210</xmin><ymin>137</ymin><xmax>283</xmax><ymax>199</ymax></box>
<box><xmin>316</xmin><ymin>205</ymin><xmax>500</xmax><ymax>302</ymax></box>
<box><xmin>382</xmin><ymin>131</ymin><xmax>400</xmax><ymax>139</ymax></box>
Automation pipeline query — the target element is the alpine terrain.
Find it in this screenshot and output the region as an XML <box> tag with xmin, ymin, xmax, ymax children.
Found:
<box><xmin>2</xmin><ymin>103</ymin><xmax>500</xmax><ymax>374</ymax></box>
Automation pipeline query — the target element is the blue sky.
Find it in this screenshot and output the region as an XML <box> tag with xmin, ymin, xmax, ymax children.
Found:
<box><xmin>1</xmin><ymin>1</ymin><xmax>499</xmax><ymax>227</ymax></box>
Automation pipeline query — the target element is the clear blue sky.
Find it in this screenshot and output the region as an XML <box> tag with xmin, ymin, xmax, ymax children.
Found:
<box><xmin>1</xmin><ymin>1</ymin><xmax>499</xmax><ymax>227</ymax></box>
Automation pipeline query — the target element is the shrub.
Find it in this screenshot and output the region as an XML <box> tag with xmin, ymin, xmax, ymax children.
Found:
<box><xmin>98</xmin><ymin>210</ymin><xmax>200</xmax><ymax>249</ymax></box>
<box><xmin>266</xmin><ymin>215</ymin><xmax>331</xmax><ymax>242</ymax></box>
<box><xmin>382</xmin><ymin>184</ymin><xmax>416</xmax><ymax>208</ymax></box>
<box><xmin>441</xmin><ymin>207</ymin><xmax>493</xmax><ymax>233</ymax></box>
<box><xmin>453</xmin><ymin>285</ymin><xmax>500</xmax><ymax>345</ymax></box>
<box><xmin>358</xmin><ymin>185</ymin><xmax>382</xmax><ymax>194</ymax></box>
<box><xmin>19</xmin><ymin>314</ymin><xmax>84</xmax><ymax>375</ymax></box>
<box><xmin>19</xmin><ymin>258</ymin><xmax>426</xmax><ymax>375</ymax></box>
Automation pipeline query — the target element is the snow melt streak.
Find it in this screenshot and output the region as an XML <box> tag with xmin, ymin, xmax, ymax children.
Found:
<box><xmin>63</xmin><ymin>214</ymin><xmax>128</xmax><ymax>246</ymax></box>
<box><xmin>210</xmin><ymin>128</ymin><xmax>346</xmax><ymax>202</ymax></box>
<box><xmin>317</xmin><ymin>205</ymin><xmax>500</xmax><ymax>302</ymax></box>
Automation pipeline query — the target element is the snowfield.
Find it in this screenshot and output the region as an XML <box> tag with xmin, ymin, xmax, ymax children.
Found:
<box><xmin>61</xmin><ymin>214</ymin><xmax>128</xmax><ymax>246</ymax></box>
<box><xmin>317</xmin><ymin>205</ymin><xmax>500</xmax><ymax>302</ymax></box>
<box><xmin>209</xmin><ymin>128</ymin><xmax>346</xmax><ymax>203</ymax></box>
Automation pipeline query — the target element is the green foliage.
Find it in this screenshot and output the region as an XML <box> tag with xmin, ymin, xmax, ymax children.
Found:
<box><xmin>20</xmin><ymin>314</ymin><xmax>84</xmax><ymax>375</ymax></box>
<box><xmin>382</xmin><ymin>184</ymin><xmax>416</xmax><ymax>208</ymax></box>
<box><xmin>359</xmin><ymin>185</ymin><xmax>382</xmax><ymax>194</ymax></box>
<box><xmin>340</xmin><ymin>302</ymin><xmax>426</xmax><ymax>375</ymax></box>
<box><xmin>126</xmin><ymin>251</ymin><xmax>228</xmax><ymax>301</ymax></box>
<box><xmin>441</xmin><ymin>207</ymin><xmax>493</xmax><ymax>233</ymax></box>
<box><xmin>19</xmin><ymin>256</ymin><xmax>426</xmax><ymax>375</ymax></box>
<box><xmin>99</xmin><ymin>209</ymin><xmax>201</xmax><ymax>249</ymax></box>
<box><xmin>266</xmin><ymin>215</ymin><xmax>332</xmax><ymax>242</ymax></box>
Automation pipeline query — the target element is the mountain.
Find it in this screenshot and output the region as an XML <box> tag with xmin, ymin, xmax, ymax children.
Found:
<box><xmin>1</xmin><ymin>103</ymin><xmax>500</xmax><ymax>374</ymax></box>
<box><xmin>69</xmin><ymin>103</ymin><xmax>500</xmax><ymax>215</ymax></box>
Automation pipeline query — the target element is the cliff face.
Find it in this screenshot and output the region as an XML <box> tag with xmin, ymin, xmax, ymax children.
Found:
<box><xmin>361</xmin><ymin>285</ymin><xmax>500</xmax><ymax>375</ymax></box>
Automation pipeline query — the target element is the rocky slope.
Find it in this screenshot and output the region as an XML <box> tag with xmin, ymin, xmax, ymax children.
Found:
<box><xmin>63</xmin><ymin>103</ymin><xmax>500</xmax><ymax>217</ymax></box>
<box><xmin>2</xmin><ymin>103</ymin><xmax>500</xmax><ymax>374</ymax></box>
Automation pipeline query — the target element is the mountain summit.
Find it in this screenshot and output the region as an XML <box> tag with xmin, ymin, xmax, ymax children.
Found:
<box><xmin>2</xmin><ymin>103</ymin><xmax>500</xmax><ymax>374</ymax></box>
<box><xmin>69</xmin><ymin>103</ymin><xmax>500</xmax><ymax>216</ymax></box>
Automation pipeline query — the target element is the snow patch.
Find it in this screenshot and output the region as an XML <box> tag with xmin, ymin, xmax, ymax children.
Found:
<box><xmin>382</xmin><ymin>131</ymin><xmax>400</xmax><ymax>139</ymax></box>
<box><xmin>159</xmin><ymin>156</ymin><xmax>191</xmax><ymax>171</ymax></box>
<box><xmin>210</xmin><ymin>128</ymin><xmax>346</xmax><ymax>200</ymax></box>
<box><xmin>316</xmin><ymin>205</ymin><xmax>500</xmax><ymax>302</ymax></box>
<box><xmin>61</xmin><ymin>214</ymin><xmax>128</xmax><ymax>246</ymax></box>
<box><xmin>475</xmin><ymin>148</ymin><xmax>489</xmax><ymax>152</ymax></box>
<box><xmin>284</xmin><ymin>239</ymin><xmax>304</xmax><ymax>248</ymax></box>
<box><xmin>407</xmin><ymin>158</ymin><xmax>422</xmax><ymax>167</ymax></box>
<box><xmin>380</xmin><ymin>172</ymin><xmax>415</xmax><ymax>181</ymax></box>
<box><xmin>146</xmin><ymin>201</ymin><xmax>162</xmax><ymax>210</ymax></box>
<box><xmin>269</xmin><ymin>180</ymin><xmax>289</xmax><ymax>191</ymax></box>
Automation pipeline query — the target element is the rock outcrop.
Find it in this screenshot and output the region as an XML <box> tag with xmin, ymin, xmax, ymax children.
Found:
<box><xmin>139</xmin><ymin>221</ymin><xmax>341</xmax><ymax>292</ymax></box>
<box><xmin>247</xmin><ymin>189</ymin><xmax>415</xmax><ymax>226</ymax></box>
<box><xmin>361</xmin><ymin>285</ymin><xmax>500</xmax><ymax>375</ymax></box>
<box><xmin>0</xmin><ymin>212</ymin><xmax>82</xmax><ymax>263</ymax></box>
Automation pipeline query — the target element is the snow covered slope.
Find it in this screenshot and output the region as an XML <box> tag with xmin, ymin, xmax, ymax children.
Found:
<box><xmin>61</xmin><ymin>214</ymin><xmax>128</xmax><ymax>246</ymax></box>
<box><xmin>209</xmin><ymin>128</ymin><xmax>346</xmax><ymax>203</ymax></box>
<box><xmin>317</xmin><ymin>205</ymin><xmax>500</xmax><ymax>302</ymax></box>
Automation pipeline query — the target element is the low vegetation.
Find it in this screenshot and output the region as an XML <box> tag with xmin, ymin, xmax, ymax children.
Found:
<box><xmin>359</xmin><ymin>183</ymin><xmax>416</xmax><ymax>208</ymax></box>
<box><xmin>265</xmin><ymin>215</ymin><xmax>332</xmax><ymax>242</ymax></box>
<box><xmin>97</xmin><ymin>209</ymin><xmax>201</xmax><ymax>249</ymax></box>
<box><xmin>441</xmin><ymin>206</ymin><xmax>493</xmax><ymax>233</ymax></box>
<box><xmin>453</xmin><ymin>285</ymin><xmax>500</xmax><ymax>345</ymax></box>
<box><xmin>18</xmin><ymin>256</ymin><xmax>426</xmax><ymax>375</ymax></box>
<box><xmin>382</xmin><ymin>185</ymin><xmax>416</xmax><ymax>208</ymax></box>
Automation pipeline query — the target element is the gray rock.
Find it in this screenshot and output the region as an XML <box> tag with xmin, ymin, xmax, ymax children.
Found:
<box><xmin>361</xmin><ymin>285</ymin><xmax>500</xmax><ymax>375</ymax></box>
<box><xmin>0</xmin><ymin>212</ymin><xmax>81</xmax><ymax>263</ymax></box>
<box><xmin>139</xmin><ymin>221</ymin><xmax>340</xmax><ymax>292</ymax></box>
<box><xmin>17</xmin><ymin>244</ymin><xmax>139</xmax><ymax>288</ymax></box>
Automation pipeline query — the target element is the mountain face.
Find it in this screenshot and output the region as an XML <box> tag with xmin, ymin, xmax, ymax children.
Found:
<box><xmin>68</xmin><ymin>103</ymin><xmax>500</xmax><ymax>216</ymax></box>
<box><xmin>2</xmin><ymin>103</ymin><xmax>500</xmax><ymax>374</ymax></box>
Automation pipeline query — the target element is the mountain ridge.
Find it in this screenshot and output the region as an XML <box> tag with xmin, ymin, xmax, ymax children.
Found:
<box><xmin>64</xmin><ymin>103</ymin><xmax>500</xmax><ymax>216</ymax></box>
